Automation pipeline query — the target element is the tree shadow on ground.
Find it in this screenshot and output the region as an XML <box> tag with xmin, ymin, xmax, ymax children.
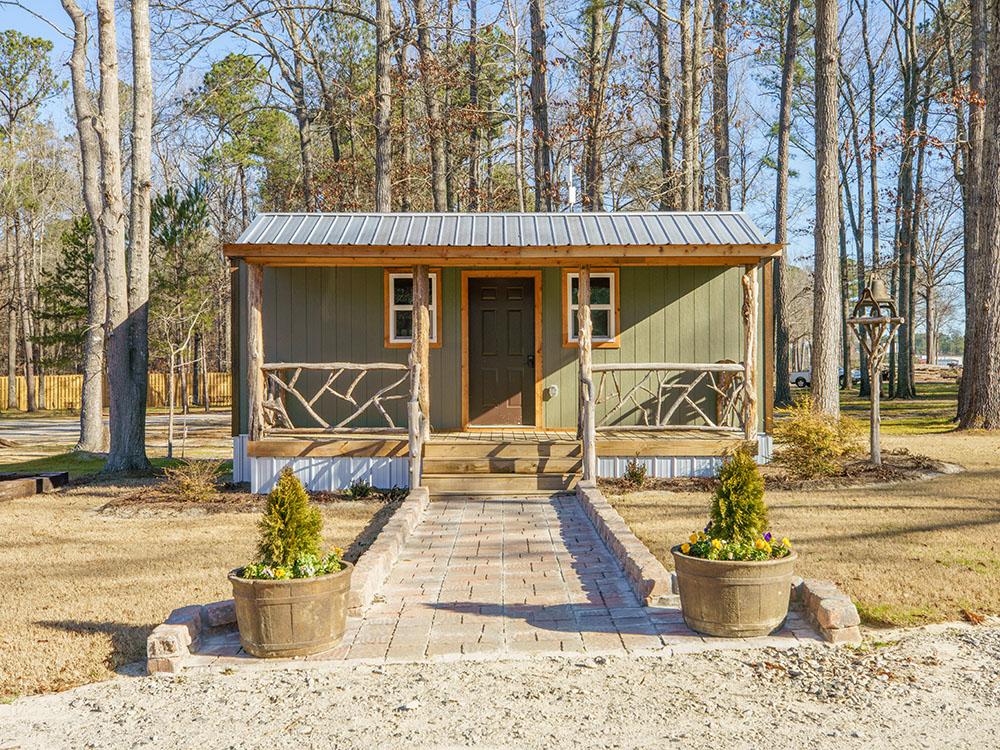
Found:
<box><xmin>34</xmin><ymin>619</ymin><xmax>157</xmax><ymax>672</ymax></box>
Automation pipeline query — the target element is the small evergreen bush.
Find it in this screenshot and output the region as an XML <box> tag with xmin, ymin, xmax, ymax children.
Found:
<box><xmin>679</xmin><ymin>448</ymin><xmax>791</xmax><ymax>562</ymax></box>
<box><xmin>347</xmin><ymin>479</ymin><xmax>374</xmax><ymax>499</ymax></box>
<box><xmin>773</xmin><ymin>395</ymin><xmax>862</xmax><ymax>478</ymax></box>
<box><xmin>623</xmin><ymin>457</ymin><xmax>648</xmax><ymax>489</ymax></box>
<box><xmin>161</xmin><ymin>459</ymin><xmax>223</xmax><ymax>502</ymax></box>
<box><xmin>241</xmin><ymin>468</ymin><xmax>342</xmax><ymax>580</ymax></box>
<box><xmin>709</xmin><ymin>448</ymin><xmax>767</xmax><ymax>544</ymax></box>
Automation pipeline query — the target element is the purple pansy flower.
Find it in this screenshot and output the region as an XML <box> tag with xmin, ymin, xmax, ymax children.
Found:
<box><xmin>764</xmin><ymin>532</ymin><xmax>772</xmax><ymax>542</ymax></box>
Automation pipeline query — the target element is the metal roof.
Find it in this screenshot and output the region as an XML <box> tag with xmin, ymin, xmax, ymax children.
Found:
<box><xmin>234</xmin><ymin>212</ymin><xmax>771</xmax><ymax>248</ymax></box>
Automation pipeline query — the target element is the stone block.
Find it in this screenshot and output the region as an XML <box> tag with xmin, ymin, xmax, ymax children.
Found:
<box><xmin>823</xmin><ymin>625</ymin><xmax>862</xmax><ymax>644</ymax></box>
<box><xmin>147</xmin><ymin>624</ymin><xmax>192</xmax><ymax>658</ymax></box>
<box><xmin>165</xmin><ymin>605</ymin><xmax>202</xmax><ymax>641</ymax></box>
<box><xmin>201</xmin><ymin>599</ymin><xmax>236</xmax><ymax>628</ymax></box>
<box><xmin>147</xmin><ymin>657</ymin><xmax>182</xmax><ymax>674</ymax></box>
<box><xmin>815</xmin><ymin>597</ymin><xmax>861</xmax><ymax>629</ymax></box>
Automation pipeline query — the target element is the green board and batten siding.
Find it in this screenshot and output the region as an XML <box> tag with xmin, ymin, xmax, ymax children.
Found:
<box><xmin>234</xmin><ymin>263</ymin><xmax>764</xmax><ymax>434</ymax></box>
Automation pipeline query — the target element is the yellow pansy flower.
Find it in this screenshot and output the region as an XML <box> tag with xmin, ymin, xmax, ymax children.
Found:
<box><xmin>782</xmin><ymin>537</ymin><xmax>792</xmax><ymax>548</ymax></box>
<box><xmin>681</xmin><ymin>543</ymin><xmax>691</xmax><ymax>554</ymax></box>
<box><xmin>711</xmin><ymin>539</ymin><xmax>722</xmax><ymax>550</ymax></box>
<box><xmin>690</xmin><ymin>533</ymin><xmax>698</xmax><ymax>544</ymax></box>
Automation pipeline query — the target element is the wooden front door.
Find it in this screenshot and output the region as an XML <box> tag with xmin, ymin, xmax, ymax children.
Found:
<box><xmin>468</xmin><ymin>277</ymin><xmax>536</xmax><ymax>426</ymax></box>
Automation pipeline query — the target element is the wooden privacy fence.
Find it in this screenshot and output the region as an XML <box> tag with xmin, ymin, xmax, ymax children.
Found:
<box><xmin>0</xmin><ymin>372</ymin><xmax>232</xmax><ymax>411</ymax></box>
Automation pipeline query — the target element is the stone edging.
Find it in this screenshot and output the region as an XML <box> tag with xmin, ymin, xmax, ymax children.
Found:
<box><xmin>791</xmin><ymin>577</ymin><xmax>862</xmax><ymax>643</ymax></box>
<box><xmin>147</xmin><ymin>486</ymin><xmax>431</xmax><ymax>674</ymax></box>
<box><xmin>576</xmin><ymin>482</ymin><xmax>673</xmax><ymax>605</ymax></box>
<box><xmin>347</xmin><ymin>486</ymin><xmax>430</xmax><ymax>615</ymax></box>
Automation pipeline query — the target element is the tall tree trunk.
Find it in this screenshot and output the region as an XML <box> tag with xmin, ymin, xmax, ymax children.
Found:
<box><xmin>691</xmin><ymin>0</ymin><xmax>704</xmax><ymax>209</ymax></box>
<box><xmin>5</xmin><ymin>222</ymin><xmax>16</xmax><ymax>408</ymax></box>
<box><xmin>811</xmin><ymin>0</ymin><xmax>841</xmax><ymax>416</ymax></box>
<box><xmin>395</xmin><ymin>34</ymin><xmax>413</xmax><ymax>212</ymax></box>
<box><xmin>711</xmin><ymin>0</ymin><xmax>730</xmax><ymax>210</ymax></box>
<box><xmin>961</xmin><ymin>0</ymin><xmax>1000</xmax><ymax>428</ymax></box>
<box><xmin>925</xmin><ymin>285</ymin><xmax>935</xmax><ymax>366</ymax></box>
<box><xmin>529</xmin><ymin>0</ymin><xmax>553</xmax><ymax>210</ymax></box>
<box><xmin>655</xmin><ymin>0</ymin><xmax>676</xmax><ymax>209</ymax></box>
<box><xmin>773</xmin><ymin>0</ymin><xmax>799</xmax><ymax>409</ymax></box>
<box><xmin>13</xmin><ymin>219</ymin><xmax>36</xmax><ymax>411</ymax></box>
<box><xmin>414</xmin><ymin>0</ymin><xmax>448</xmax><ymax>211</ymax></box>
<box><xmin>583</xmin><ymin>2</ymin><xmax>605</xmax><ymax>210</ymax></box>
<box><xmin>468</xmin><ymin>0</ymin><xmax>481</xmax><ymax>210</ymax></box>
<box><xmin>679</xmin><ymin>0</ymin><xmax>694</xmax><ymax>209</ymax></box>
<box><xmin>960</xmin><ymin>0</ymin><xmax>988</xmax><ymax>422</ymax></box>
<box><xmin>374</xmin><ymin>0</ymin><xmax>393</xmax><ymax>211</ymax></box>
<box><xmin>508</xmin><ymin>0</ymin><xmax>528</xmax><ymax>212</ymax></box>
<box><xmin>839</xmin><ymin>198</ymin><xmax>850</xmax><ymax>390</ymax></box>
<box><xmin>63</xmin><ymin>0</ymin><xmax>108</xmax><ymax>452</ymax></box>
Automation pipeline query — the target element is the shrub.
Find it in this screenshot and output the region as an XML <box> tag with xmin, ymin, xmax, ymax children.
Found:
<box><xmin>377</xmin><ymin>486</ymin><xmax>408</xmax><ymax>503</ymax></box>
<box><xmin>161</xmin><ymin>460</ymin><xmax>223</xmax><ymax>502</ymax></box>
<box><xmin>710</xmin><ymin>448</ymin><xmax>767</xmax><ymax>544</ymax></box>
<box><xmin>241</xmin><ymin>468</ymin><xmax>342</xmax><ymax>580</ymax></box>
<box><xmin>678</xmin><ymin>448</ymin><xmax>791</xmax><ymax>562</ymax></box>
<box><xmin>773</xmin><ymin>395</ymin><xmax>862</xmax><ymax>478</ymax></box>
<box><xmin>347</xmin><ymin>479</ymin><xmax>373</xmax><ymax>499</ymax></box>
<box><xmin>623</xmin><ymin>458</ymin><xmax>648</xmax><ymax>489</ymax></box>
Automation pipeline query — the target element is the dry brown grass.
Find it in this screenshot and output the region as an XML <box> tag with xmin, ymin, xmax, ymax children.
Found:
<box><xmin>0</xmin><ymin>481</ymin><xmax>380</xmax><ymax>700</ymax></box>
<box><xmin>610</xmin><ymin>431</ymin><xmax>1000</xmax><ymax>629</ymax></box>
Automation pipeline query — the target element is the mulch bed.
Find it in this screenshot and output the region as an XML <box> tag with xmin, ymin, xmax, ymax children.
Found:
<box><xmin>600</xmin><ymin>449</ymin><xmax>955</xmax><ymax>495</ymax></box>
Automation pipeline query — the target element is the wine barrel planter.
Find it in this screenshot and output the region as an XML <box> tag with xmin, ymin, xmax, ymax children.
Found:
<box><xmin>671</xmin><ymin>547</ymin><xmax>797</xmax><ymax>637</ymax></box>
<box><xmin>228</xmin><ymin>562</ymin><xmax>353</xmax><ymax>658</ymax></box>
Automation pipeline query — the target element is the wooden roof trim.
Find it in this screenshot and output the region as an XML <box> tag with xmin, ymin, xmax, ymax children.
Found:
<box><xmin>224</xmin><ymin>242</ymin><xmax>784</xmax><ymax>260</ymax></box>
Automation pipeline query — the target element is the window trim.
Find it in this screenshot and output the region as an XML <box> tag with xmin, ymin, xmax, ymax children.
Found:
<box><xmin>561</xmin><ymin>268</ymin><xmax>620</xmax><ymax>349</ymax></box>
<box><xmin>384</xmin><ymin>269</ymin><xmax>443</xmax><ymax>348</ymax></box>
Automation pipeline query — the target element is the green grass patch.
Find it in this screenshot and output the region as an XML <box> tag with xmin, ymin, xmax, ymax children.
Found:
<box><xmin>0</xmin><ymin>452</ymin><xmax>177</xmax><ymax>480</ymax></box>
<box><xmin>855</xmin><ymin>601</ymin><xmax>939</xmax><ymax>628</ymax></box>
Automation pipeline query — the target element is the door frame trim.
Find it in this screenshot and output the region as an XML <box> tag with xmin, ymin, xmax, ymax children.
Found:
<box><xmin>461</xmin><ymin>270</ymin><xmax>544</xmax><ymax>430</ymax></box>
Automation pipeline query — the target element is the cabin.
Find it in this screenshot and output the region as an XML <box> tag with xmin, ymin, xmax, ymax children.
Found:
<box><xmin>225</xmin><ymin>212</ymin><xmax>779</xmax><ymax>495</ymax></box>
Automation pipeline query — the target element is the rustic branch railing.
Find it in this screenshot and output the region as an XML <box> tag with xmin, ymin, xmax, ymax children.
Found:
<box><xmin>591</xmin><ymin>362</ymin><xmax>747</xmax><ymax>432</ymax></box>
<box><xmin>261</xmin><ymin>362</ymin><xmax>410</xmax><ymax>433</ymax></box>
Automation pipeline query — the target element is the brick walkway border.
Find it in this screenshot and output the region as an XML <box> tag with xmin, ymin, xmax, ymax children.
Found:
<box><xmin>575</xmin><ymin>481</ymin><xmax>673</xmax><ymax>606</ymax></box>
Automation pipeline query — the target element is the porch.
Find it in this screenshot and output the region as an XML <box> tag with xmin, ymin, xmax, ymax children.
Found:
<box><xmin>226</xmin><ymin>212</ymin><xmax>779</xmax><ymax>493</ymax></box>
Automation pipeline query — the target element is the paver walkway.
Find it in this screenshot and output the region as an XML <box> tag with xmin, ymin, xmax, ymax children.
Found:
<box><xmin>199</xmin><ymin>494</ymin><xmax>818</xmax><ymax>665</ymax></box>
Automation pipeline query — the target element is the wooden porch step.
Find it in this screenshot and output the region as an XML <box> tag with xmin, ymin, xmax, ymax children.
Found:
<box><xmin>423</xmin><ymin>472</ymin><xmax>579</xmax><ymax>495</ymax></box>
<box><xmin>423</xmin><ymin>441</ymin><xmax>581</xmax><ymax>460</ymax></box>
<box><xmin>421</xmin><ymin>457</ymin><xmax>582</xmax><ymax>475</ymax></box>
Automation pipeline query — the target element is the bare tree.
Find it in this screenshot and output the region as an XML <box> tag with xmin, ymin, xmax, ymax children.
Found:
<box><xmin>375</xmin><ymin>0</ymin><xmax>393</xmax><ymax>211</ymax></box>
<box><xmin>62</xmin><ymin>0</ymin><xmax>108</xmax><ymax>452</ymax></box>
<box><xmin>811</xmin><ymin>0</ymin><xmax>841</xmax><ymax>416</ymax></box>
<box><xmin>413</xmin><ymin>0</ymin><xmax>448</xmax><ymax>211</ymax></box>
<box><xmin>711</xmin><ymin>0</ymin><xmax>730</xmax><ymax>210</ymax></box>
<box><xmin>773</xmin><ymin>0</ymin><xmax>799</xmax><ymax>409</ymax></box>
<box><xmin>961</xmin><ymin>0</ymin><xmax>1000</xmax><ymax>428</ymax></box>
<box><xmin>529</xmin><ymin>0</ymin><xmax>553</xmax><ymax>210</ymax></box>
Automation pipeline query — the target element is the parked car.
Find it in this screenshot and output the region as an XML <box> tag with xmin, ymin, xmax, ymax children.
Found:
<box><xmin>790</xmin><ymin>367</ymin><xmax>862</xmax><ymax>388</ymax></box>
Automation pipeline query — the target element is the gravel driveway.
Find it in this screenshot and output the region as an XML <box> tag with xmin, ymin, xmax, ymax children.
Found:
<box><xmin>2</xmin><ymin>623</ymin><xmax>996</xmax><ymax>749</ymax></box>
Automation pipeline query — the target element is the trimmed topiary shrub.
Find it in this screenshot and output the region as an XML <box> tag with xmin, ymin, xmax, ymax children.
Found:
<box><xmin>679</xmin><ymin>447</ymin><xmax>791</xmax><ymax>562</ymax></box>
<box><xmin>773</xmin><ymin>395</ymin><xmax>862</xmax><ymax>478</ymax></box>
<box><xmin>239</xmin><ymin>468</ymin><xmax>342</xmax><ymax>580</ymax></box>
<box><xmin>709</xmin><ymin>448</ymin><xmax>767</xmax><ymax>545</ymax></box>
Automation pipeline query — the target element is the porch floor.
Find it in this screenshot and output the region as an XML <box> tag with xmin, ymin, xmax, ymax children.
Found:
<box><xmin>250</xmin><ymin>428</ymin><xmax>745</xmax><ymax>458</ymax></box>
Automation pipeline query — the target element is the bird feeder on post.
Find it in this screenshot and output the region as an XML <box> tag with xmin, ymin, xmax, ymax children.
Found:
<box><xmin>847</xmin><ymin>274</ymin><xmax>904</xmax><ymax>466</ymax></box>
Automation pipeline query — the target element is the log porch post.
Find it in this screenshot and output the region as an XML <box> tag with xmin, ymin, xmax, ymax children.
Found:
<box><xmin>577</xmin><ymin>267</ymin><xmax>597</xmax><ymax>481</ymax></box>
<box><xmin>246</xmin><ymin>262</ymin><xmax>265</xmax><ymax>442</ymax></box>
<box><xmin>741</xmin><ymin>263</ymin><xmax>759</xmax><ymax>443</ymax></box>
<box><xmin>409</xmin><ymin>264</ymin><xmax>431</xmax><ymax>487</ymax></box>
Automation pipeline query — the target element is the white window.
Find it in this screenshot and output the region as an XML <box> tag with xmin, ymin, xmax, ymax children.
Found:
<box><xmin>387</xmin><ymin>272</ymin><xmax>438</xmax><ymax>345</ymax></box>
<box><xmin>566</xmin><ymin>271</ymin><xmax>616</xmax><ymax>344</ymax></box>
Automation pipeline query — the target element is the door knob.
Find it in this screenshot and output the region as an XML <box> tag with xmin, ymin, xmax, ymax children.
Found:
<box><xmin>527</xmin><ymin>355</ymin><xmax>535</xmax><ymax>367</ymax></box>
